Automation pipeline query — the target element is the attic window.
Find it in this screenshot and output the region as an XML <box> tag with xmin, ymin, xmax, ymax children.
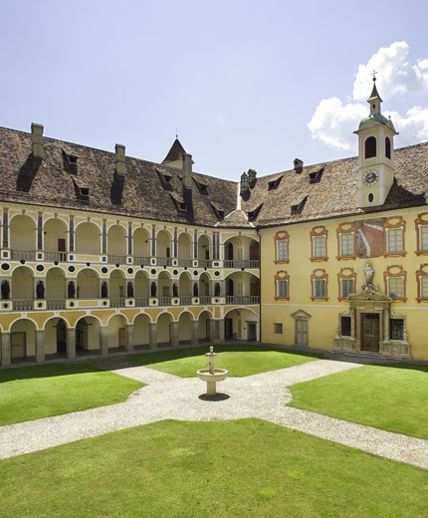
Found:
<box><xmin>63</xmin><ymin>150</ymin><xmax>79</xmax><ymax>174</ymax></box>
<box><xmin>291</xmin><ymin>196</ymin><xmax>307</xmax><ymax>215</ymax></box>
<box><xmin>210</xmin><ymin>202</ymin><xmax>225</xmax><ymax>220</ymax></box>
<box><xmin>309</xmin><ymin>168</ymin><xmax>324</xmax><ymax>184</ymax></box>
<box><xmin>248</xmin><ymin>204</ymin><xmax>263</xmax><ymax>222</ymax></box>
<box><xmin>268</xmin><ymin>176</ymin><xmax>283</xmax><ymax>190</ymax></box>
<box><xmin>156</xmin><ymin>167</ymin><xmax>173</xmax><ymax>190</ymax></box>
<box><xmin>193</xmin><ymin>177</ymin><xmax>208</xmax><ymax>194</ymax></box>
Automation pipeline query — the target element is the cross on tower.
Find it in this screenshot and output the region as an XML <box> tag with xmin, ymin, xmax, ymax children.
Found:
<box><xmin>372</xmin><ymin>69</ymin><xmax>378</xmax><ymax>82</ymax></box>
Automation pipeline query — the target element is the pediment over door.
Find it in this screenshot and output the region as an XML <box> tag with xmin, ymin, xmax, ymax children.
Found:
<box><xmin>291</xmin><ymin>309</ymin><xmax>311</xmax><ymax>320</ymax></box>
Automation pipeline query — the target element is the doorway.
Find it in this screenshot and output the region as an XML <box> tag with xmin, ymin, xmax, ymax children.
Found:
<box><xmin>56</xmin><ymin>320</ymin><xmax>67</xmax><ymax>355</ymax></box>
<box><xmin>11</xmin><ymin>332</ymin><xmax>26</xmax><ymax>359</ymax></box>
<box><xmin>295</xmin><ymin>319</ymin><xmax>308</xmax><ymax>346</ymax></box>
<box><xmin>224</xmin><ymin>318</ymin><xmax>233</xmax><ymax>340</ymax></box>
<box><xmin>361</xmin><ymin>313</ymin><xmax>380</xmax><ymax>352</ymax></box>
<box><xmin>247</xmin><ymin>322</ymin><xmax>257</xmax><ymax>341</ymax></box>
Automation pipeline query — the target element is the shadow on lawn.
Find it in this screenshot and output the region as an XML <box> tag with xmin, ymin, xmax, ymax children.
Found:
<box><xmin>0</xmin><ymin>362</ymin><xmax>106</xmax><ymax>384</ymax></box>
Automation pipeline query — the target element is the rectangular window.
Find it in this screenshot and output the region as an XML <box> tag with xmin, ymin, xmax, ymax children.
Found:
<box><xmin>390</xmin><ymin>319</ymin><xmax>404</xmax><ymax>341</ymax></box>
<box><xmin>339</xmin><ymin>233</ymin><xmax>354</xmax><ymax>257</ymax></box>
<box><xmin>274</xmin><ymin>323</ymin><xmax>283</xmax><ymax>334</ymax></box>
<box><xmin>387</xmin><ymin>228</ymin><xmax>403</xmax><ymax>254</ymax></box>
<box><xmin>276</xmin><ymin>239</ymin><xmax>288</xmax><ymax>261</ymax></box>
<box><xmin>313</xmin><ymin>279</ymin><xmax>326</xmax><ymax>298</ymax></box>
<box><xmin>420</xmin><ymin>225</ymin><xmax>428</xmax><ymax>252</ymax></box>
<box><xmin>387</xmin><ymin>277</ymin><xmax>404</xmax><ymax>299</ymax></box>
<box><xmin>313</xmin><ymin>236</ymin><xmax>326</xmax><ymax>258</ymax></box>
<box><xmin>276</xmin><ymin>279</ymin><xmax>289</xmax><ymax>299</ymax></box>
<box><xmin>421</xmin><ymin>276</ymin><xmax>428</xmax><ymax>299</ymax></box>
<box><xmin>340</xmin><ymin>316</ymin><xmax>352</xmax><ymax>337</ymax></box>
<box><xmin>340</xmin><ymin>278</ymin><xmax>355</xmax><ymax>299</ymax></box>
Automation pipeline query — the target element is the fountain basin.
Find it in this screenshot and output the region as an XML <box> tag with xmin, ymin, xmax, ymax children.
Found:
<box><xmin>197</xmin><ymin>368</ymin><xmax>228</xmax><ymax>396</ymax></box>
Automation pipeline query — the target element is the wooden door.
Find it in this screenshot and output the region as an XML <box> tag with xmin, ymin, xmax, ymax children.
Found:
<box><xmin>295</xmin><ymin>319</ymin><xmax>308</xmax><ymax>346</ymax></box>
<box><xmin>247</xmin><ymin>322</ymin><xmax>257</xmax><ymax>341</ymax></box>
<box><xmin>11</xmin><ymin>332</ymin><xmax>26</xmax><ymax>359</ymax></box>
<box><xmin>224</xmin><ymin>318</ymin><xmax>233</xmax><ymax>340</ymax></box>
<box><xmin>119</xmin><ymin>327</ymin><xmax>127</xmax><ymax>348</ymax></box>
<box><xmin>361</xmin><ymin>313</ymin><xmax>380</xmax><ymax>352</ymax></box>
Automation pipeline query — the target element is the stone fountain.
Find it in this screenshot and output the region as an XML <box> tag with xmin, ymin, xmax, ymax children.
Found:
<box><xmin>197</xmin><ymin>346</ymin><xmax>228</xmax><ymax>396</ymax></box>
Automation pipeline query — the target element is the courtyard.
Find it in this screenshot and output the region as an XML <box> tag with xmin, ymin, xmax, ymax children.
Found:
<box><xmin>0</xmin><ymin>344</ymin><xmax>427</xmax><ymax>517</ymax></box>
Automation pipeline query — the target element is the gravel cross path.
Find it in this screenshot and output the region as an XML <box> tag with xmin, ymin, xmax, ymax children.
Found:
<box><xmin>1</xmin><ymin>359</ymin><xmax>427</xmax><ymax>470</ymax></box>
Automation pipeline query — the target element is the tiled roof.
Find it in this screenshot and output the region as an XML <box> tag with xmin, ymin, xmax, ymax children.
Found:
<box><xmin>0</xmin><ymin>126</ymin><xmax>237</xmax><ymax>227</ymax></box>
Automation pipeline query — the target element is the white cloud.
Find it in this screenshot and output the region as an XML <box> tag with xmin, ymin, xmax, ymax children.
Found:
<box><xmin>308</xmin><ymin>41</ymin><xmax>428</xmax><ymax>151</ymax></box>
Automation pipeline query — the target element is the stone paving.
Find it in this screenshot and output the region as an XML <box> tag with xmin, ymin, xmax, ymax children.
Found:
<box><xmin>1</xmin><ymin>358</ymin><xmax>427</xmax><ymax>471</ymax></box>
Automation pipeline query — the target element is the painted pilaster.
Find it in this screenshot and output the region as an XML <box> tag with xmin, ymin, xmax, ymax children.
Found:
<box><xmin>126</xmin><ymin>324</ymin><xmax>134</xmax><ymax>352</ymax></box>
<box><xmin>128</xmin><ymin>222</ymin><xmax>133</xmax><ymax>256</ymax></box>
<box><xmin>2</xmin><ymin>208</ymin><xmax>9</xmax><ymax>249</ymax></box>
<box><xmin>100</xmin><ymin>326</ymin><xmax>109</xmax><ymax>356</ymax></box>
<box><xmin>37</xmin><ymin>212</ymin><xmax>43</xmax><ymax>251</ymax></box>
<box><xmin>36</xmin><ymin>330</ymin><xmax>45</xmax><ymax>363</ymax></box>
<box><xmin>149</xmin><ymin>322</ymin><xmax>157</xmax><ymax>349</ymax></box>
<box><xmin>102</xmin><ymin>219</ymin><xmax>107</xmax><ymax>255</ymax></box>
<box><xmin>66</xmin><ymin>328</ymin><xmax>76</xmax><ymax>360</ymax></box>
<box><xmin>68</xmin><ymin>215</ymin><xmax>75</xmax><ymax>253</ymax></box>
<box><xmin>1</xmin><ymin>332</ymin><xmax>11</xmax><ymax>367</ymax></box>
<box><xmin>170</xmin><ymin>321</ymin><xmax>179</xmax><ymax>347</ymax></box>
<box><xmin>191</xmin><ymin>320</ymin><xmax>199</xmax><ymax>346</ymax></box>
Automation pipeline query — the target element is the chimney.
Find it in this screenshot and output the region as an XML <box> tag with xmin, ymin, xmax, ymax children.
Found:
<box><xmin>247</xmin><ymin>169</ymin><xmax>257</xmax><ymax>184</ymax></box>
<box><xmin>115</xmin><ymin>144</ymin><xmax>126</xmax><ymax>176</ymax></box>
<box><xmin>294</xmin><ymin>158</ymin><xmax>303</xmax><ymax>174</ymax></box>
<box><xmin>240</xmin><ymin>171</ymin><xmax>250</xmax><ymax>195</ymax></box>
<box><xmin>31</xmin><ymin>123</ymin><xmax>44</xmax><ymax>159</ymax></box>
<box><xmin>182</xmin><ymin>153</ymin><xmax>193</xmax><ymax>189</ymax></box>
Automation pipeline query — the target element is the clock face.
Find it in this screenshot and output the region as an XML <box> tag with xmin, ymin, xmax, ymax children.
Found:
<box><xmin>363</xmin><ymin>170</ymin><xmax>379</xmax><ymax>185</ymax></box>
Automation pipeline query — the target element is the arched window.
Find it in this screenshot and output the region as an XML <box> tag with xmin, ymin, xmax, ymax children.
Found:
<box><xmin>365</xmin><ymin>137</ymin><xmax>377</xmax><ymax>159</ymax></box>
<box><xmin>385</xmin><ymin>137</ymin><xmax>391</xmax><ymax>159</ymax></box>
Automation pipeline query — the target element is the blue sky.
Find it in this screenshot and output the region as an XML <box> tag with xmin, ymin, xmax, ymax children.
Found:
<box><xmin>1</xmin><ymin>0</ymin><xmax>428</xmax><ymax>179</ymax></box>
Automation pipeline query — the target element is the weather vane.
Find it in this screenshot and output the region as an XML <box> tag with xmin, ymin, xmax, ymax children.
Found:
<box><xmin>372</xmin><ymin>69</ymin><xmax>378</xmax><ymax>82</ymax></box>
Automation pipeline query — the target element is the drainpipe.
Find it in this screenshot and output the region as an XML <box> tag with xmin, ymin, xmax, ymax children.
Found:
<box><xmin>256</xmin><ymin>226</ymin><xmax>262</xmax><ymax>344</ymax></box>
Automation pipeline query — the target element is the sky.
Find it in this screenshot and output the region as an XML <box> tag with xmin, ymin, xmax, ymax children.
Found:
<box><xmin>1</xmin><ymin>0</ymin><xmax>428</xmax><ymax>180</ymax></box>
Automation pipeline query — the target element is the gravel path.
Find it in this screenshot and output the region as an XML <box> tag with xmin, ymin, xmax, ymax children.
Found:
<box><xmin>1</xmin><ymin>359</ymin><xmax>427</xmax><ymax>471</ymax></box>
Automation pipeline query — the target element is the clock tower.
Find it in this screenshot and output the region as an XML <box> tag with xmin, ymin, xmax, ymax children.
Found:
<box><xmin>354</xmin><ymin>74</ymin><xmax>398</xmax><ymax>208</ymax></box>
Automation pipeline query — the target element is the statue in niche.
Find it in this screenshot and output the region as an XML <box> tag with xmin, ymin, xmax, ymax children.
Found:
<box><xmin>362</xmin><ymin>263</ymin><xmax>378</xmax><ymax>293</ymax></box>
<box><xmin>101</xmin><ymin>281</ymin><xmax>108</xmax><ymax>298</ymax></box>
<box><xmin>172</xmin><ymin>283</ymin><xmax>178</xmax><ymax>297</ymax></box>
<box><xmin>36</xmin><ymin>280</ymin><xmax>45</xmax><ymax>299</ymax></box>
<box><xmin>68</xmin><ymin>280</ymin><xmax>75</xmax><ymax>299</ymax></box>
<box><xmin>193</xmin><ymin>283</ymin><xmax>199</xmax><ymax>297</ymax></box>
<box><xmin>151</xmin><ymin>282</ymin><xmax>157</xmax><ymax>297</ymax></box>
<box><xmin>1</xmin><ymin>280</ymin><xmax>10</xmax><ymax>300</ymax></box>
<box><xmin>127</xmin><ymin>281</ymin><xmax>134</xmax><ymax>298</ymax></box>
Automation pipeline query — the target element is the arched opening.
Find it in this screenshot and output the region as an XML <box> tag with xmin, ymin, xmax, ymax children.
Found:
<box><xmin>44</xmin><ymin>218</ymin><xmax>67</xmax><ymax>261</ymax></box>
<box><xmin>77</xmin><ymin>269</ymin><xmax>99</xmax><ymax>299</ymax></box>
<box><xmin>44</xmin><ymin>317</ymin><xmax>68</xmax><ymax>357</ymax></box>
<box><xmin>107</xmin><ymin>314</ymin><xmax>127</xmax><ymax>351</ymax></box>
<box><xmin>179</xmin><ymin>271</ymin><xmax>192</xmax><ymax>300</ymax></box>
<box><xmin>199</xmin><ymin>273</ymin><xmax>210</xmax><ymax>299</ymax></box>
<box><xmin>198</xmin><ymin>310</ymin><xmax>211</xmax><ymax>342</ymax></box>
<box><xmin>250</xmin><ymin>275</ymin><xmax>261</xmax><ymax>296</ymax></box>
<box><xmin>226</xmin><ymin>278</ymin><xmax>234</xmax><ymax>296</ymax></box>
<box><xmin>108</xmin><ymin>225</ymin><xmax>126</xmax><ymax>262</ymax></box>
<box><xmin>46</xmin><ymin>267</ymin><xmax>66</xmax><ymax>309</ymax></box>
<box><xmin>224</xmin><ymin>308</ymin><xmax>259</xmax><ymax>342</ymax></box>
<box><xmin>156</xmin><ymin>230</ymin><xmax>171</xmax><ymax>263</ymax></box>
<box><xmin>157</xmin><ymin>313</ymin><xmax>172</xmax><ymax>347</ymax></box>
<box><xmin>198</xmin><ymin>235</ymin><xmax>211</xmax><ymax>263</ymax></box>
<box><xmin>12</xmin><ymin>266</ymin><xmax>34</xmax><ymax>310</ymax></box>
<box><xmin>133</xmin><ymin>227</ymin><xmax>150</xmax><ymax>262</ymax></box>
<box><xmin>75</xmin><ymin>222</ymin><xmax>101</xmax><ymax>255</ymax></box>
<box><xmin>110</xmin><ymin>270</ymin><xmax>125</xmax><ymax>306</ymax></box>
<box><xmin>133</xmin><ymin>314</ymin><xmax>151</xmax><ymax>350</ymax></box>
<box><xmin>365</xmin><ymin>136</ymin><xmax>377</xmax><ymax>159</ymax></box>
<box><xmin>385</xmin><ymin>137</ymin><xmax>391</xmax><ymax>159</ymax></box>
<box><xmin>158</xmin><ymin>271</ymin><xmax>171</xmax><ymax>301</ymax></box>
<box><xmin>249</xmin><ymin>239</ymin><xmax>260</xmax><ymax>261</ymax></box>
<box><xmin>76</xmin><ymin>316</ymin><xmax>101</xmax><ymax>355</ymax></box>
<box><xmin>10</xmin><ymin>215</ymin><xmax>36</xmax><ymax>260</ymax></box>
<box><xmin>178</xmin><ymin>312</ymin><xmax>193</xmax><ymax>344</ymax></box>
<box><xmin>225</xmin><ymin>272</ymin><xmax>260</xmax><ymax>301</ymax></box>
<box><xmin>177</xmin><ymin>232</ymin><xmax>192</xmax><ymax>264</ymax></box>
<box><xmin>226</xmin><ymin>241</ymin><xmax>234</xmax><ymax>260</ymax></box>
<box><xmin>135</xmin><ymin>271</ymin><xmax>149</xmax><ymax>305</ymax></box>
<box><xmin>10</xmin><ymin>319</ymin><xmax>36</xmax><ymax>362</ymax></box>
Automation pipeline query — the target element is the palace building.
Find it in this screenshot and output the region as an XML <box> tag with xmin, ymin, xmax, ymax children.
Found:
<box><xmin>0</xmin><ymin>78</ymin><xmax>427</xmax><ymax>367</ymax></box>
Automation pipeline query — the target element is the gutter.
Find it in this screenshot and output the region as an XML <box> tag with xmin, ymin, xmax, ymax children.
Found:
<box><xmin>256</xmin><ymin>226</ymin><xmax>262</xmax><ymax>344</ymax></box>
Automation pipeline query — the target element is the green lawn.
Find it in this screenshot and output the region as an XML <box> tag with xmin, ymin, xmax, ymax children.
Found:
<box><xmin>0</xmin><ymin>363</ymin><xmax>143</xmax><ymax>426</ymax></box>
<box><xmin>0</xmin><ymin>419</ymin><xmax>426</xmax><ymax>518</ymax></box>
<box><xmin>290</xmin><ymin>364</ymin><xmax>428</xmax><ymax>439</ymax></box>
<box><xmin>127</xmin><ymin>344</ymin><xmax>317</xmax><ymax>377</ymax></box>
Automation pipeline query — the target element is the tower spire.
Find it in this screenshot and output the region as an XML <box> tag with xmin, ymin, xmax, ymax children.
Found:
<box><xmin>367</xmin><ymin>71</ymin><xmax>383</xmax><ymax>115</ymax></box>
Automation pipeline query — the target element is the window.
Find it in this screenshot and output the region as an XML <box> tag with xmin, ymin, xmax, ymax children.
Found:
<box><xmin>421</xmin><ymin>276</ymin><xmax>428</xmax><ymax>299</ymax></box>
<box><xmin>309</xmin><ymin>167</ymin><xmax>324</xmax><ymax>184</ymax></box>
<box><xmin>365</xmin><ymin>136</ymin><xmax>377</xmax><ymax>159</ymax></box>
<box><xmin>340</xmin><ymin>316</ymin><xmax>352</xmax><ymax>337</ymax></box>
<box><xmin>274</xmin><ymin>323</ymin><xmax>283</xmax><ymax>334</ymax></box>
<box><xmin>268</xmin><ymin>176</ymin><xmax>283</xmax><ymax>190</ymax></box>
<box><xmin>387</xmin><ymin>277</ymin><xmax>404</xmax><ymax>299</ymax></box>
<box><xmin>274</xmin><ymin>231</ymin><xmax>289</xmax><ymax>263</ymax></box>
<box><xmin>339</xmin><ymin>233</ymin><xmax>354</xmax><ymax>257</ymax></box>
<box><xmin>390</xmin><ymin>319</ymin><xmax>404</xmax><ymax>341</ymax></box>
<box><xmin>384</xmin><ymin>265</ymin><xmax>407</xmax><ymax>302</ymax></box>
<box><xmin>340</xmin><ymin>278</ymin><xmax>355</xmax><ymax>299</ymax></box>
<box><xmin>385</xmin><ymin>137</ymin><xmax>391</xmax><ymax>159</ymax></box>
<box><xmin>311</xmin><ymin>269</ymin><xmax>328</xmax><ymax>300</ymax></box>
<box><xmin>276</xmin><ymin>279</ymin><xmax>289</xmax><ymax>298</ymax></box>
<box><xmin>291</xmin><ymin>196</ymin><xmax>307</xmax><ymax>215</ymax></box>
<box><xmin>386</xmin><ymin>228</ymin><xmax>403</xmax><ymax>254</ymax></box>
<box><xmin>416</xmin><ymin>214</ymin><xmax>428</xmax><ymax>255</ymax></box>
<box><xmin>314</xmin><ymin>279</ymin><xmax>326</xmax><ymax>298</ymax></box>
<box><xmin>420</xmin><ymin>226</ymin><xmax>428</xmax><ymax>252</ymax></box>
<box><xmin>313</xmin><ymin>236</ymin><xmax>326</xmax><ymax>258</ymax></box>
<box><xmin>416</xmin><ymin>264</ymin><xmax>428</xmax><ymax>302</ymax></box>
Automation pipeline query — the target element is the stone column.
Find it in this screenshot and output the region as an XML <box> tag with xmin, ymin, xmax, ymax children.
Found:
<box><xmin>100</xmin><ymin>326</ymin><xmax>109</xmax><ymax>356</ymax></box>
<box><xmin>126</xmin><ymin>324</ymin><xmax>134</xmax><ymax>352</ymax></box>
<box><xmin>36</xmin><ymin>330</ymin><xmax>45</xmax><ymax>363</ymax></box>
<box><xmin>170</xmin><ymin>321</ymin><xmax>179</xmax><ymax>347</ymax></box>
<box><xmin>210</xmin><ymin>319</ymin><xmax>218</xmax><ymax>344</ymax></box>
<box><xmin>191</xmin><ymin>320</ymin><xmax>199</xmax><ymax>346</ymax></box>
<box><xmin>218</xmin><ymin>319</ymin><xmax>225</xmax><ymax>343</ymax></box>
<box><xmin>66</xmin><ymin>328</ymin><xmax>76</xmax><ymax>360</ymax></box>
<box><xmin>1</xmin><ymin>332</ymin><xmax>11</xmax><ymax>368</ymax></box>
<box><xmin>149</xmin><ymin>322</ymin><xmax>157</xmax><ymax>349</ymax></box>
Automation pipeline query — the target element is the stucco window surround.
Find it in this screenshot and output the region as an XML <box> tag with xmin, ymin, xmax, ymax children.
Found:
<box><xmin>337</xmin><ymin>222</ymin><xmax>356</xmax><ymax>260</ymax></box>
<box><xmin>274</xmin><ymin>230</ymin><xmax>289</xmax><ymax>263</ymax></box>
<box><xmin>310</xmin><ymin>225</ymin><xmax>328</xmax><ymax>262</ymax></box>
<box><xmin>416</xmin><ymin>264</ymin><xmax>428</xmax><ymax>302</ymax></box>
<box><xmin>335</xmin><ymin>311</ymin><xmax>355</xmax><ymax>340</ymax></box>
<box><xmin>384</xmin><ymin>216</ymin><xmax>406</xmax><ymax>257</ymax></box>
<box><xmin>274</xmin><ymin>270</ymin><xmax>290</xmax><ymax>300</ymax></box>
<box><xmin>311</xmin><ymin>269</ymin><xmax>328</xmax><ymax>301</ymax></box>
<box><xmin>415</xmin><ymin>212</ymin><xmax>428</xmax><ymax>256</ymax></box>
<box><xmin>337</xmin><ymin>267</ymin><xmax>357</xmax><ymax>301</ymax></box>
<box><xmin>384</xmin><ymin>265</ymin><xmax>407</xmax><ymax>302</ymax></box>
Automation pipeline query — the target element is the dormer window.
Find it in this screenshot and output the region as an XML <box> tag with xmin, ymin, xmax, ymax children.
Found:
<box><xmin>63</xmin><ymin>150</ymin><xmax>79</xmax><ymax>174</ymax></box>
<box><xmin>193</xmin><ymin>177</ymin><xmax>208</xmax><ymax>194</ymax></box>
<box><xmin>210</xmin><ymin>202</ymin><xmax>225</xmax><ymax>220</ymax></box>
<box><xmin>80</xmin><ymin>188</ymin><xmax>89</xmax><ymax>197</ymax></box>
<box><xmin>309</xmin><ymin>168</ymin><xmax>324</xmax><ymax>184</ymax></box>
<box><xmin>169</xmin><ymin>192</ymin><xmax>187</xmax><ymax>214</ymax></box>
<box><xmin>268</xmin><ymin>176</ymin><xmax>283</xmax><ymax>190</ymax></box>
<box><xmin>248</xmin><ymin>204</ymin><xmax>263</xmax><ymax>222</ymax></box>
<box><xmin>156</xmin><ymin>167</ymin><xmax>173</xmax><ymax>190</ymax></box>
<box><xmin>291</xmin><ymin>196</ymin><xmax>307</xmax><ymax>215</ymax></box>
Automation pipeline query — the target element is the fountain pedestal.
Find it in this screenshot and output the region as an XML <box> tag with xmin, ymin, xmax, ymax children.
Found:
<box><xmin>197</xmin><ymin>346</ymin><xmax>228</xmax><ymax>396</ymax></box>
